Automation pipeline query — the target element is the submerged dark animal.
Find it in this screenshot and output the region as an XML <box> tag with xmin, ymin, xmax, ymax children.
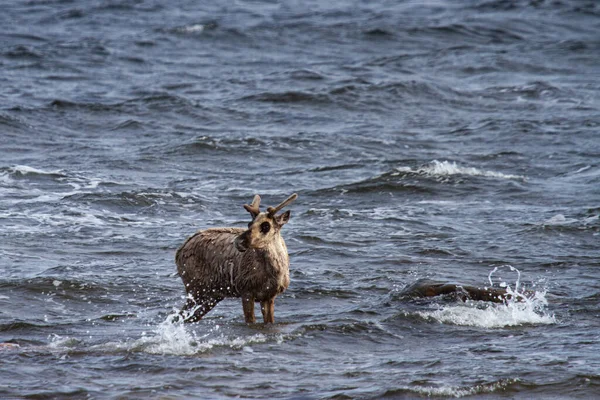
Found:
<box><xmin>401</xmin><ymin>279</ymin><xmax>524</xmax><ymax>303</ymax></box>
<box><xmin>176</xmin><ymin>193</ymin><xmax>297</xmax><ymax>323</ymax></box>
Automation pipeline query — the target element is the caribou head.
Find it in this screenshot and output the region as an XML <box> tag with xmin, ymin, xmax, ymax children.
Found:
<box><xmin>234</xmin><ymin>193</ymin><xmax>297</xmax><ymax>252</ymax></box>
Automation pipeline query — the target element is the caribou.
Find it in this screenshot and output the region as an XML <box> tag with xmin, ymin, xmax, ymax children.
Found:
<box><xmin>176</xmin><ymin>193</ymin><xmax>297</xmax><ymax>323</ymax></box>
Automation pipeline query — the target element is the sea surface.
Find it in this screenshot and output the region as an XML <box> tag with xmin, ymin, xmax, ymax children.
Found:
<box><xmin>1</xmin><ymin>0</ymin><xmax>599</xmax><ymax>398</ymax></box>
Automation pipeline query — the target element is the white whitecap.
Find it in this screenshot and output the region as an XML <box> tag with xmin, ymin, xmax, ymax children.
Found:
<box><xmin>410</xmin><ymin>379</ymin><xmax>518</xmax><ymax>398</ymax></box>
<box><xmin>393</xmin><ymin>160</ymin><xmax>525</xmax><ymax>180</ymax></box>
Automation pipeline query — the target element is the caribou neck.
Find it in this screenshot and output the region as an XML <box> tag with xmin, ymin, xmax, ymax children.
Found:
<box><xmin>258</xmin><ymin>234</ymin><xmax>288</xmax><ymax>271</ymax></box>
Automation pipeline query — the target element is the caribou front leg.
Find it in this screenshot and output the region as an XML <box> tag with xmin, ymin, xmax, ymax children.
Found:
<box><xmin>260</xmin><ymin>298</ymin><xmax>275</xmax><ymax>324</ymax></box>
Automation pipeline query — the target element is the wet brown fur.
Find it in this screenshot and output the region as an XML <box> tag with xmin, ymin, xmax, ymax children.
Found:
<box><xmin>176</xmin><ymin>194</ymin><xmax>296</xmax><ymax>323</ymax></box>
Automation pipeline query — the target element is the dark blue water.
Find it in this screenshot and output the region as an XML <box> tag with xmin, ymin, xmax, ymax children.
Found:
<box><xmin>1</xmin><ymin>0</ymin><xmax>599</xmax><ymax>398</ymax></box>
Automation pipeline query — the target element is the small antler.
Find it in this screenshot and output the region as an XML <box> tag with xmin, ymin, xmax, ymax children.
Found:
<box><xmin>267</xmin><ymin>193</ymin><xmax>298</xmax><ymax>216</ymax></box>
<box><xmin>243</xmin><ymin>195</ymin><xmax>261</xmax><ymax>218</ymax></box>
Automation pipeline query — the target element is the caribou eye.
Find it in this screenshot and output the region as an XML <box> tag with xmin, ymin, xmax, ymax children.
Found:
<box><xmin>260</xmin><ymin>222</ymin><xmax>271</xmax><ymax>234</ymax></box>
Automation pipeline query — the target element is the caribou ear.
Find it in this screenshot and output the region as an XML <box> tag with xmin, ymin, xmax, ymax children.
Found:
<box><xmin>276</xmin><ymin>210</ymin><xmax>291</xmax><ymax>226</ymax></box>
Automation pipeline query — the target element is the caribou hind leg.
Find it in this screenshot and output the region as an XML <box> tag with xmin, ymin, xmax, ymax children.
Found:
<box><xmin>180</xmin><ymin>295</ymin><xmax>224</xmax><ymax>322</ymax></box>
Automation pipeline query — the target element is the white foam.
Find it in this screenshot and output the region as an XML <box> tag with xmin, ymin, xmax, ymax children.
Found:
<box><xmin>393</xmin><ymin>160</ymin><xmax>525</xmax><ymax>180</ymax></box>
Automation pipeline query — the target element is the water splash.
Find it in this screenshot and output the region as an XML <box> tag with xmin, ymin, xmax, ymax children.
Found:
<box><xmin>98</xmin><ymin>313</ymin><xmax>271</xmax><ymax>356</ymax></box>
<box><xmin>419</xmin><ymin>266</ymin><xmax>555</xmax><ymax>328</ymax></box>
<box><xmin>137</xmin><ymin>314</ymin><xmax>203</xmax><ymax>355</ymax></box>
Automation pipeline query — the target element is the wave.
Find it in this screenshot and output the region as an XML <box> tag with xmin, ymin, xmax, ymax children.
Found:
<box><xmin>46</xmin><ymin>93</ymin><xmax>198</xmax><ymax>114</ymax></box>
<box><xmin>391</xmin><ymin>159</ymin><xmax>526</xmax><ymax>181</ymax></box>
<box><xmin>173</xmin><ymin>23</ymin><xmax>215</xmax><ymax>34</ymax></box>
<box><xmin>64</xmin><ymin>191</ymin><xmax>158</xmax><ymax>210</ymax></box>
<box><xmin>0</xmin><ymin>321</ymin><xmax>52</xmax><ymax>332</ymax></box>
<box><xmin>171</xmin><ymin>135</ymin><xmax>268</xmax><ymax>155</ymax></box>
<box><xmin>521</xmin><ymin>209</ymin><xmax>600</xmax><ymax>234</ymax></box>
<box><xmin>240</xmin><ymin>79</ymin><xmax>473</xmax><ymax>111</ymax></box>
<box><xmin>287</xmin><ymin>68</ymin><xmax>326</xmax><ymax>81</ymax></box>
<box><xmin>560</xmin><ymin>165</ymin><xmax>600</xmax><ymax>184</ymax></box>
<box><xmin>0</xmin><ymin>165</ymin><xmax>107</xmax><ymax>205</ymax></box>
<box><xmin>0</xmin><ymin>342</ymin><xmax>20</xmax><ymax>350</ymax></box>
<box><xmin>2</xmin><ymin>165</ymin><xmax>66</xmax><ymax>179</ymax></box>
<box><xmin>162</xmin><ymin>21</ymin><xmax>220</xmax><ymax>35</ymax></box>
<box><xmin>0</xmin><ymin>113</ymin><xmax>30</xmax><ymax>131</ymax></box>
<box><xmin>109</xmin><ymin>119</ymin><xmax>144</xmax><ymax>131</ymax></box>
<box><xmin>472</xmin><ymin>0</ymin><xmax>600</xmax><ymax>16</ymax></box>
<box><xmin>318</xmin><ymin>160</ymin><xmax>526</xmax><ymax>195</ymax></box>
<box><xmin>0</xmin><ymin>277</ymin><xmax>110</xmax><ymax>298</ymax></box>
<box><xmin>159</xmin><ymin>21</ymin><xmax>249</xmax><ymax>43</ymax></box>
<box><xmin>0</xmin><ymin>33</ymin><xmax>47</xmax><ymax>43</ymax></box>
<box><xmin>48</xmin><ymin>99</ymin><xmax>116</xmax><ymax>112</ymax></box>
<box><xmin>0</xmin><ymin>165</ymin><xmax>111</xmax><ymax>189</ymax></box>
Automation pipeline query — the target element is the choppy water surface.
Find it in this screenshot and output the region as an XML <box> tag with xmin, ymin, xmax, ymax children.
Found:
<box><xmin>1</xmin><ymin>0</ymin><xmax>600</xmax><ymax>398</ymax></box>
